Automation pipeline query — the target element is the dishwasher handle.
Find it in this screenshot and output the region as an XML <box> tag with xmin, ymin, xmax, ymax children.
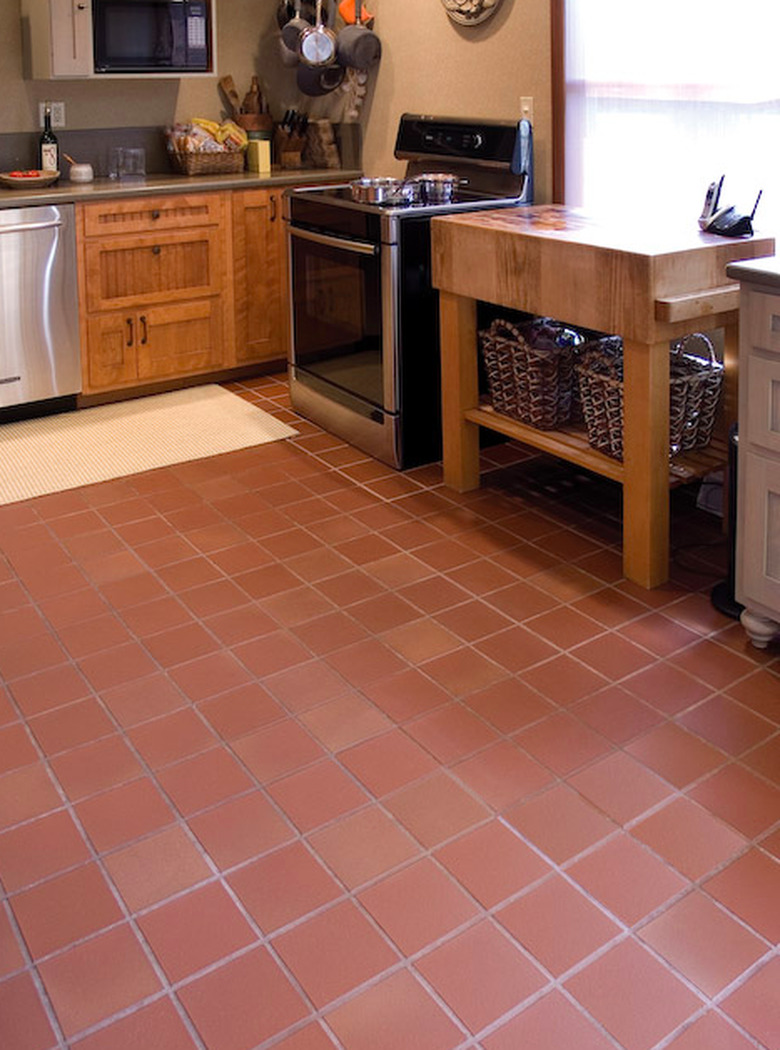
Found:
<box><xmin>0</xmin><ymin>218</ymin><xmax>64</xmax><ymax>236</ymax></box>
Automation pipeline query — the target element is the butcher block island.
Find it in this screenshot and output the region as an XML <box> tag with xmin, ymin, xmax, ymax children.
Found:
<box><xmin>431</xmin><ymin>204</ymin><xmax>775</xmax><ymax>588</ymax></box>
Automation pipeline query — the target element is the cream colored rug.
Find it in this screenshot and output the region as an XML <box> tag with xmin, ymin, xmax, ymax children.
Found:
<box><xmin>0</xmin><ymin>385</ymin><xmax>297</xmax><ymax>505</ymax></box>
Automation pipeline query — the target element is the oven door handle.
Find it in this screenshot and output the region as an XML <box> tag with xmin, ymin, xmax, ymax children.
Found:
<box><xmin>289</xmin><ymin>226</ymin><xmax>378</xmax><ymax>257</ymax></box>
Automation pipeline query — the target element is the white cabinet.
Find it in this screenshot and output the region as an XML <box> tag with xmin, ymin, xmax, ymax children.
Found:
<box><xmin>727</xmin><ymin>260</ymin><xmax>780</xmax><ymax>648</ymax></box>
<box><xmin>22</xmin><ymin>0</ymin><xmax>94</xmax><ymax>79</ymax></box>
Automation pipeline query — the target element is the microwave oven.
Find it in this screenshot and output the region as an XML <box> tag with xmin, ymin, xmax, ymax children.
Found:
<box><xmin>93</xmin><ymin>0</ymin><xmax>213</xmax><ymax>74</ymax></box>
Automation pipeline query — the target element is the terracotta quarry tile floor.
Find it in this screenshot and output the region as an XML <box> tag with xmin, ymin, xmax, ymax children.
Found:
<box><xmin>0</xmin><ymin>373</ymin><xmax>778</xmax><ymax>1050</ymax></box>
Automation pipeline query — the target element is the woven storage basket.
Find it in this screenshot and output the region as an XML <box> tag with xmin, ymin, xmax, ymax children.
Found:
<box><xmin>479</xmin><ymin>317</ymin><xmax>583</xmax><ymax>430</ymax></box>
<box><xmin>576</xmin><ymin>333</ymin><xmax>723</xmax><ymax>460</ymax></box>
<box><xmin>167</xmin><ymin>150</ymin><xmax>245</xmax><ymax>176</ymax></box>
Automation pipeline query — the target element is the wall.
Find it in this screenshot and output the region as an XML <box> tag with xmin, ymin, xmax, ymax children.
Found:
<box><xmin>3</xmin><ymin>0</ymin><xmax>551</xmax><ymax>198</ymax></box>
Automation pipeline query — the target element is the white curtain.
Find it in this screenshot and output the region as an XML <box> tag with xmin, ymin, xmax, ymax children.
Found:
<box><xmin>564</xmin><ymin>1</ymin><xmax>780</xmax><ymax>237</ymax></box>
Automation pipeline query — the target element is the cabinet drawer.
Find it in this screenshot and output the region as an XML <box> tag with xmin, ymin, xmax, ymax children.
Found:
<box><xmin>745</xmin><ymin>287</ymin><xmax>780</xmax><ymax>355</ymax></box>
<box><xmin>81</xmin><ymin>194</ymin><xmax>222</xmax><ymax>238</ymax></box>
<box><xmin>742</xmin><ymin>350</ymin><xmax>780</xmax><ymax>454</ymax></box>
<box><xmin>736</xmin><ymin>449</ymin><xmax>780</xmax><ymax>613</ymax></box>
<box><xmin>83</xmin><ymin>228</ymin><xmax>223</xmax><ymax>311</ymax></box>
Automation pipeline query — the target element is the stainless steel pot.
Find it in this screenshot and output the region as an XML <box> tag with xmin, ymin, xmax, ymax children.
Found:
<box><xmin>411</xmin><ymin>172</ymin><xmax>467</xmax><ymax>203</ymax></box>
<box><xmin>350</xmin><ymin>177</ymin><xmax>419</xmax><ymax>205</ymax></box>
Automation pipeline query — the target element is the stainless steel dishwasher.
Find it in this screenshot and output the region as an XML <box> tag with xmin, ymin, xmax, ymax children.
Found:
<box><xmin>0</xmin><ymin>203</ymin><xmax>81</xmax><ymax>408</ymax></box>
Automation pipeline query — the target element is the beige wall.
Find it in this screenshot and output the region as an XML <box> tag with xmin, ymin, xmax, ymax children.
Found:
<box><xmin>4</xmin><ymin>0</ymin><xmax>552</xmax><ymax>198</ymax></box>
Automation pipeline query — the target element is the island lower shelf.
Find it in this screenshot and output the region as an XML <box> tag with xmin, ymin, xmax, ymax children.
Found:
<box><xmin>465</xmin><ymin>402</ymin><xmax>728</xmax><ymax>488</ymax></box>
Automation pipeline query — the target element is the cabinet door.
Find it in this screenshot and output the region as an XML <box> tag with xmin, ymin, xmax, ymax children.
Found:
<box><xmin>136</xmin><ymin>300</ymin><xmax>224</xmax><ymax>381</ymax></box>
<box><xmin>232</xmin><ymin>189</ymin><xmax>287</xmax><ymax>365</ymax></box>
<box><xmin>736</xmin><ymin>449</ymin><xmax>780</xmax><ymax>616</ymax></box>
<box><xmin>83</xmin><ymin>229</ymin><xmax>223</xmax><ymax>312</ymax></box>
<box><xmin>50</xmin><ymin>0</ymin><xmax>93</xmax><ymax>76</ymax></box>
<box><xmin>85</xmin><ymin>312</ymin><xmax>138</xmax><ymax>390</ymax></box>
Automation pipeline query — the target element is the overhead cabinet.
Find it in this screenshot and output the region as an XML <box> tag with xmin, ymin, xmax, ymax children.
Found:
<box><xmin>22</xmin><ymin>0</ymin><xmax>93</xmax><ymax>78</ymax></box>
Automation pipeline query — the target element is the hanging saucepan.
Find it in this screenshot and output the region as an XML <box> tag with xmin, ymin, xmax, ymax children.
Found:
<box><xmin>277</xmin><ymin>0</ymin><xmax>295</xmax><ymax>30</ymax></box>
<box><xmin>299</xmin><ymin>0</ymin><xmax>337</xmax><ymax>66</ymax></box>
<box><xmin>336</xmin><ymin>0</ymin><xmax>381</xmax><ymax>69</ymax></box>
<box><xmin>296</xmin><ymin>61</ymin><xmax>345</xmax><ymax>95</ymax></box>
<box><xmin>282</xmin><ymin>0</ymin><xmax>312</xmax><ymax>51</ymax></box>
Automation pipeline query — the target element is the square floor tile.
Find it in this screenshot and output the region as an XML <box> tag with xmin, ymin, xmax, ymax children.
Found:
<box><xmin>308</xmin><ymin>805</ymin><xmax>420</xmax><ymax>888</ymax></box>
<box><xmin>0</xmin><ymin>723</ymin><xmax>38</xmax><ymax>775</ymax></box>
<box><xmin>0</xmin><ymin>906</ymin><xmax>25</xmax><ymax>979</ymax></box>
<box><xmin>137</xmin><ymin>881</ymin><xmax>256</xmax><ymax>982</ymax></box>
<box><xmin>687</xmin><ymin>763</ymin><xmax>780</xmax><ymax>839</ymax></box>
<box><xmin>196</xmin><ymin>682</ymin><xmax>283</xmax><ymax>741</ymax></box>
<box><xmin>564</xmin><ymin>938</ymin><xmax>701</xmax><ymax>1050</ymax></box>
<box><xmin>415</xmin><ymin>919</ymin><xmax>547</xmax><ymax>1034</ymax></box>
<box><xmin>704</xmin><ymin>848</ymin><xmax>780</xmax><ymax>943</ymax></box>
<box><xmin>339</xmin><ymin>729</ymin><xmax>439</xmax><ymax>797</ymax></box>
<box><xmin>75</xmin><ymin>777</ymin><xmax>175</xmax><ymax>853</ymax></box>
<box><xmin>11</xmin><ymin>862</ymin><xmax>123</xmax><ymax>958</ymax></box>
<box><xmin>678</xmin><ymin>696</ymin><xmax>775</xmax><ymax>757</ymax></box>
<box><xmin>514</xmin><ymin>711</ymin><xmax>612</xmax><ymax>776</ymax></box>
<box><xmin>626</xmin><ymin>722</ymin><xmax>727</xmax><ymax>788</ymax></box>
<box><xmin>435</xmin><ymin>819</ymin><xmax>551</xmax><ymax>907</ymax></box>
<box><xmin>504</xmin><ymin>783</ymin><xmax>617</xmax><ymax>865</ymax></box>
<box><xmin>127</xmin><ymin>709</ymin><xmax>217</xmax><ymax>770</ymax></box>
<box><xmin>272</xmin><ymin>899</ymin><xmax>398</xmax><ymax>1008</ymax></box>
<box><xmin>324</xmin><ymin>968</ymin><xmax>464</xmax><ymax>1050</ymax></box>
<box><xmin>573</xmin><ymin>685</ymin><xmax>663</xmax><ymax>744</ymax></box>
<box><xmin>38</xmin><ymin>924</ymin><xmax>161</xmax><ymax>1038</ymax></box>
<box><xmin>404</xmin><ymin>703</ymin><xmax>499</xmax><ymax>765</ymax></box>
<box><xmin>567</xmin><ymin>832</ymin><xmax>688</xmax><ymax>926</ymax></box>
<box><xmin>519</xmin><ymin>654</ymin><xmax>609</xmax><ymax>706</ymax></box>
<box><xmin>267</xmin><ymin>759</ymin><xmax>369</xmax><ymax>834</ymax></box>
<box><xmin>0</xmin><ymin>810</ymin><xmax>90</xmax><ymax>891</ymax></box>
<box><xmin>188</xmin><ymin>791</ymin><xmax>295</xmax><ymax>869</ymax></box>
<box><xmin>177</xmin><ymin>946</ymin><xmax>309</xmax><ymax>1050</ymax></box>
<box><xmin>71</xmin><ymin>998</ymin><xmax>199</xmax><ymax>1050</ymax></box>
<box><xmin>638</xmin><ymin>890</ymin><xmax>767</xmax><ymax>996</ymax></box>
<box><xmin>632</xmin><ymin>797</ymin><xmax>747</xmax><ymax>881</ymax></box>
<box><xmin>228</xmin><ymin>841</ymin><xmax>342</xmax><ymax>934</ymax></box>
<box><xmin>28</xmin><ymin>698</ymin><xmax>115</xmax><ymax>758</ymax></box>
<box><xmin>383</xmin><ymin>771</ymin><xmax>490</xmax><ymax>848</ymax></box>
<box><xmin>100</xmin><ymin>673</ymin><xmax>185</xmax><ymax>728</ymax></box>
<box><xmin>358</xmin><ymin>856</ymin><xmax>479</xmax><ymax>955</ymax></box>
<box><xmin>49</xmin><ymin>735</ymin><xmax>143</xmax><ymax>802</ymax></box>
<box><xmin>0</xmin><ymin>971</ymin><xmax>57</xmax><ymax>1050</ymax></box>
<box><xmin>155</xmin><ymin>747</ymin><xmax>254</xmax><ymax>817</ymax></box>
<box><xmin>361</xmin><ymin>669</ymin><xmax>450</xmax><ymax>724</ymax></box>
<box><xmin>462</xmin><ymin>678</ymin><xmax>555</xmax><ymax>734</ymax></box>
<box><xmin>568</xmin><ymin>750</ymin><xmax>674</xmax><ymax>825</ymax></box>
<box><xmin>482</xmin><ymin>988</ymin><xmax>616</xmax><ymax>1050</ymax></box>
<box><xmin>299</xmin><ymin>694</ymin><xmax>392</xmax><ymax>752</ymax></box>
<box><xmin>104</xmin><ymin>825</ymin><xmax>211</xmax><ymax>912</ymax></box>
<box><xmin>230</xmin><ymin>719</ymin><xmax>324</xmax><ymax>783</ymax></box>
<box><xmin>452</xmin><ymin>740</ymin><xmax>553</xmax><ymax>810</ymax></box>
<box><xmin>496</xmin><ymin>874</ymin><xmax>621</xmax><ymax>975</ymax></box>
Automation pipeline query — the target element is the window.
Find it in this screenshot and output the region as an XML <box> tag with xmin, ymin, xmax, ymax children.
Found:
<box><xmin>556</xmin><ymin>1</ymin><xmax>780</xmax><ymax>235</ymax></box>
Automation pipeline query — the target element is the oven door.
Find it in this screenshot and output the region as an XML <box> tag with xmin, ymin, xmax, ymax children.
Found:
<box><xmin>288</xmin><ymin>224</ymin><xmax>401</xmax><ymax>465</ymax></box>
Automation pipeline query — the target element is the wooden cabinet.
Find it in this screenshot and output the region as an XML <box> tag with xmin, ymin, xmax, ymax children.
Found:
<box><xmin>78</xmin><ymin>193</ymin><xmax>233</xmax><ymax>394</ymax></box>
<box><xmin>231</xmin><ymin>188</ymin><xmax>288</xmax><ymax>365</ymax></box>
<box><xmin>727</xmin><ymin>264</ymin><xmax>780</xmax><ymax>648</ymax></box>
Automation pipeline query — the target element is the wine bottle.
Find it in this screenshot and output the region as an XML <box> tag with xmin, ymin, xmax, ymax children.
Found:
<box><xmin>39</xmin><ymin>102</ymin><xmax>59</xmax><ymax>173</ymax></box>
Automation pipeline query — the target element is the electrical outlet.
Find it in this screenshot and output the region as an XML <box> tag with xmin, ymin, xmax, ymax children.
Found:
<box><xmin>39</xmin><ymin>102</ymin><xmax>66</xmax><ymax>128</ymax></box>
<box><xmin>520</xmin><ymin>96</ymin><xmax>534</xmax><ymax>125</ymax></box>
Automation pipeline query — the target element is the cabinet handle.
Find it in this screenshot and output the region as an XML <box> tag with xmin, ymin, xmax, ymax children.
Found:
<box><xmin>270</xmin><ymin>195</ymin><xmax>277</xmax><ymax>222</ymax></box>
<box><xmin>152</xmin><ymin>245</ymin><xmax>161</xmax><ymax>255</ymax></box>
<box><xmin>76</xmin><ymin>3</ymin><xmax>86</xmax><ymax>8</ymax></box>
<box><xmin>126</xmin><ymin>318</ymin><xmax>133</xmax><ymax>347</ymax></box>
<box><xmin>140</xmin><ymin>315</ymin><xmax>148</xmax><ymax>345</ymax></box>
<box><xmin>151</xmin><ymin>209</ymin><xmax>161</xmax><ymax>220</ymax></box>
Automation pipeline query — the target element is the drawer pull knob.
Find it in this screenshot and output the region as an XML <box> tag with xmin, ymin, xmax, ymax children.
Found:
<box><xmin>151</xmin><ymin>209</ymin><xmax>161</xmax><ymax>220</ymax></box>
<box><xmin>152</xmin><ymin>245</ymin><xmax>161</xmax><ymax>255</ymax></box>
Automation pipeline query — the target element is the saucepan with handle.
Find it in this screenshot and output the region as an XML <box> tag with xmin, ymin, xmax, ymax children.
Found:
<box><xmin>336</xmin><ymin>0</ymin><xmax>381</xmax><ymax>68</ymax></box>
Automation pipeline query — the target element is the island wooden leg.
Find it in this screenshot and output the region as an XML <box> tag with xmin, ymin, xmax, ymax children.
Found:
<box><xmin>440</xmin><ymin>290</ymin><xmax>481</xmax><ymax>491</ymax></box>
<box><xmin>622</xmin><ymin>338</ymin><xmax>671</xmax><ymax>588</ymax></box>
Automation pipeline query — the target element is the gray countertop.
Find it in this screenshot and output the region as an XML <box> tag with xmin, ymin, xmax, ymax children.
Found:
<box><xmin>0</xmin><ymin>168</ymin><xmax>360</xmax><ymax>208</ymax></box>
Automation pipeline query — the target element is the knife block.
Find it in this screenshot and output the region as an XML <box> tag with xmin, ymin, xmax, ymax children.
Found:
<box><xmin>274</xmin><ymin>127</ymin><xmax>305</xmax><ymax>169</ymax></box>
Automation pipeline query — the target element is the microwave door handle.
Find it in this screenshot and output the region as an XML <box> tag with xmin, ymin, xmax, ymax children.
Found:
<box><xmin>290</xmin><ymin>227</ymin><xmax>378</xmax><ymax>257</ymax></box>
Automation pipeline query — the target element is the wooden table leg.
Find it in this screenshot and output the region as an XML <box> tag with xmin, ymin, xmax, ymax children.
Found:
<box><xmin>622</xmin><ymin>338</ymin><xmax>671</xmax><ymax>588</ymax></box>
<box><xmin>440</xmin><ymin>290</ymin><xmax>481</xmax><ymax>491</ymax></box>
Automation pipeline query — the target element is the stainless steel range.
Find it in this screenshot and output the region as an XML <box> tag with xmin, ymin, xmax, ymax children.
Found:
<box><xmin>284</xmin><ymin>114</ymin><xmax>533</xmax><ymax>468</ymax></box>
